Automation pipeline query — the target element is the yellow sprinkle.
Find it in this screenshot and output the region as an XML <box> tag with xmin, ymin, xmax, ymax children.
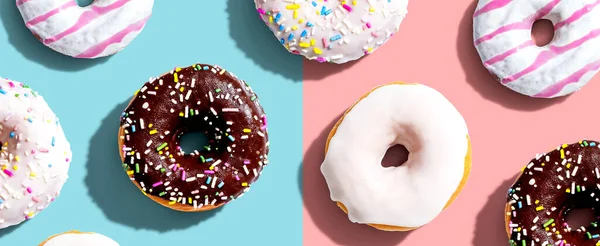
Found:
<box><xmin>12</xmin><ymin>165</ymin><xmax>18</xmax><ymax>171</ymax></box>
<box><xmin>562</xmin><ymin>144</ymin><xmax>568</xmax><ymax>148</ymax></box>
<box><xmin>179</xmin><ymin>112</ymin><xmax>184</xmax><ymax>117</ymax></box>
<box><xmin>127</xmin><ymin>170</ymin><xmax>134</xmax><ymax>176</ymax></box>
<box><xmin>149</xmin><ymin>130</ymin><xmax>158</xmax><ymax>135</ymax></box>
<box><xmin>535</xmin><ymin>200</ymin><xmax>540</xmax><ymax>204</ymax></box>
<box><xmin>30</xmin><ymin>172</ymin><xmax>36</xmax><ymax>177</ymax></box>
<box><xmin>169</xmin><ymin>154</ymin><xmax>173</xmax><ymax>158</ymax></box>
<box><xmin>298</xmin><ymin>19</ymin><xmax>304</xmax><ymax>24</ymax></box>
<box><xmin>299</xmin><ymin>42</ymin><xmax>310</xmax><ymax>48</ymax></box>
<box><xmin>169</xmin><ymin>201</ymin><xmax>176</xmax><ymax>205</ymax></box>
<box><xmin>294</xmin><ymin>10</ymin><xmax>298</xmax><ymax>19</ymax></box>
<box><xmin>367</xmin><ymin>47</ymin><xmax>374</xmax><ymax>53</ymax></box>
<box><xmin>545</xmin><ymin>227</ymin><xmax>550</xmax><ymax>231</ymax></box>
<box><xmin>242</xmin><ymin>182</ymin><xmax>248</xmax><ymax>187</ymax></box>
<box><xmin>286</xmin><ymin>4</ymin><xmax>300</xmax><ymax>10</ymax></box>
<box><xmin>210</xmin><ymin>166</ymin><xmax>214</xmax><ymax>170</ymax></box>
<box><xmin>154</xmin><ymin>86</ymin><xmax>158</xmax><ymax>90</ymax></box>
<box><xmin>352</xmin><ymin>0</ymin><xmax>357</xmax><ymax>5</ymax></box>
<box><xmin>188</xmin><ymin>197</ymin><xmax>192</xmax><ymax>204</ymax></box>
<box><xmin>158</xmin><ymin>151</ymin><xmax>163</xmax><ymax>155</ymax></box>
<box><xmin>174</xmin><ymin>73</ymin><xmax>179</xmax><ymax>82</ymax></box>
<box><xmin>369</xmin><ymin>7</ymin><xmax>375</xmax><ymax>12</ymax></box>
<box><xmin>134</xmin><ymin>90</ymin><xmax>139</xmax><ymax>96</ymax></box>
<box><xmin>180</xmin><ymin>87</ymin><xmax>185</xmax><ymax>92</ymax></box>
<box><xmin>269</xmin><ymin>16</ymin><xmax>273</xmax><ymax>23</ymax></box>
<box><xmin>560</xmin><ymin>149</ymin><xmax>565</xmax><ymax>159</ymax></box>
<box><xmin>292</xmin><ymin>25</ymin><xmax>298</xmax><ymax>30</ymax></box>
<box><xmin>541</xmin><ymin>163</ymin><xmax>545</xmax><ymax>166</ymax></box>
<box><xmin>314</xmin><ymin>47</ymin><xmax>323</xmax><ymax>55</ymax></box>
<box><xmin>148</xmin><ymin>124</ymin><xmax>153</xmax><ymax>128</ymax></box>
<box><xmin>566</xmin><ymin>163</ymin><xmax>571</xmax><ymax>169</ymax></box>
<box><xmin>310</xmin><ymin>39</ymin><xmax>316</xmax><ymax>46</ymax></box>
<box><xmin>243</xmin><ymin>129</ymin><xmax>251</xmax><ymax>133</ymax></box>
<box><xmin>14</xmin><ymin>156</ymin><xmax>19</xmax><ymax>162</ymax></box>
<box><xmin>175</xmin><ymin>67</ymin><xmax>181</xmax><ymax>72</ymax></box>
<box><xmin>566</xmin><ymin>189</ymin><xmax>571</xmax><ymax>193</ymax></box>
<box><xmin>27</xmin><ymin>212</ymin><xmax>34</xmax><ymax>217</ymax></box>
<box><xmin>536</xmin><ymin>206</ymin><xmax>544</xmax><ymax>211</ymax></box>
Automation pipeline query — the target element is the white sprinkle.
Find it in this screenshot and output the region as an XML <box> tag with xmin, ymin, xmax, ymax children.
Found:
<box><xmin>572</xmin><ymin>166</ymin><xmax>579</xmax><ymax>176</ymax></box>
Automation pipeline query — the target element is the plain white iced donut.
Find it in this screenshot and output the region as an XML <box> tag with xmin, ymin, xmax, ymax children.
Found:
<box><xmin>320</xmin><ymin>83</ymin><xmax>469</xmax><ymax>228</ymax></box>
<box><xmin>473</xmin><ymin>0</ymin><xmax>600</xmax><ymax>98</ymax></box>
<box><xmin>41</xmin><ymin>231</ymin><xmax>119</xmax><ymax>246</ymax></box>
<box><xmin>254</xmin><ymin>0</ymin><xmax>409</xmax><ymax>64</ymax></box>
<box><xmin>17</xmin><ymin>0</ymin><xmax>153</xmax><ymax>59</ymax></box>
<box><xmin>0</xmin><ymin>78</ymin><xmax>72</xmax><ymax>229</ymax></box>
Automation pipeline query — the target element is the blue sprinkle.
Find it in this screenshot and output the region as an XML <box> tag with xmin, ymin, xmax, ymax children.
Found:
<box><xmin>228</xmin><ymin>135</ymin><xmax>235</xmax><ymax>141</ymax></box>
<box><xmin>301</xmin><ymin>30</ymin><xmax>307</xmax><ymax>37</ymax></box>
<box><xmin>132</xmin><ymin>125</ymin><xmax>136</xmax><ymax>132</ymax></box>
<box><xmin>274</xmin><ymin>13</ymin><xmax>281</xmax><ymax>22</ymax></box>
<box><xmin>330</xmin><ymin>34</ymin><xmax>342</xmax><ymax>41</ymax></box>
<box><xmin>306</xmin><ymin>22</ymin><xmax>314</xmax><ymax>27</ymax></box>
<box><xmin>279</xmin><ymin>24</ymin><xmax>285</xmax><ymax>31</ymax></box>
<box><xmin>27</xmin><ymin>118</ymin><xmax>32</xmax><ymax>123</ymax></box>
<box><xmin>593</xmin><ymin>234</ymin><xmax>600</xmax><ymax>239</ymax></box>
<box><xmin>280</xmin><ymin>38</ymin><xmax>285</xmax><ymax>44</ymax></box>
<box><xmin>48</xmin><ymin>164</ymin><xmax>52</xmax><ymax>168</ymax></box>
<box><xmin>218</xmin><ymin>182</ymin><xmax>224</xmax><ymax>188</ymax></box>
<box><xmin>0</xmin><ymin>90</ymin><xmax>6</xmax><ymax>95</ymax></box>
<box><xmin>9</xmin><ymin>132</ymin><xmax>15</xmax><ymax>138</ymax></box>
<box><xmin>51</xmin><ymin>137</ymin><xmax>55</xmax><ymax>146</ymax></box>
<box><xmin>324</xmin><ymin>9</ymin><xmax>332</xmax><ymax>15</ymax></box>
<box><xmin>206</xmin><ymin>177</ymin><xmax>212</xmax><ymax>184</ymax></box>
<box><xmin>321</xmin><ymin>6</ymin><xmax>326</xmax><ymax>15</ymax></box>
<box><xmin>591</xmin><ymin>142</ymin><xmax>597</xmax><ymax>147</ymax></box>
<box><xmin>203</xmin><ymin>66</ymin><xmax>209</xmax><ymax>70</ymax></box>
<box><xmin>205</xmin><ymin>158</ymin><xmax>214</xmax><ymax>162</ymax></box>
<box><xmin>518</xmin><ymin>201</ymin><xmax>522</xmax><ymax>209</ymax></box>
<box><xmin>311</xmin><ymin>1</ymin><xmax>317</xmax><ymax>7</ymax></box>
<box><xmin>288</xmin><ymin>33</ymin><xmax>294</xmax><ymax>41</ymax></box>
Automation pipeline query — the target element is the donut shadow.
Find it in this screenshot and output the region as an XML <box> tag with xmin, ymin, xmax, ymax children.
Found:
<box><xmin>0</xmin><ymin>223</ymin><xmax>21</xmax><ymax>239</ymax></box>
<box><xmin>226</xmin><ymin>0</ymin><xmax>302</xmax><ymax>82</ymax></box>
<box><xmin>85</xmin><ymin>100</ymin><xmax>222</xmax><ymax>233</ymax></box>
<box><xmin>472</xmin><ymin>175</ymin><xmax>517</xmax><ymax>246</ymax></box>
<box><xmin>303</xmin><ymin>58</ymin><xmax>360</xmax><ymax>81</ymax></box>
<box><xmin>0</xmin><ymin>0</ymin><xmax>108</xmax><ymax>71</ymax></box>
<box><xmin>300</xmin><ymin>113</ymin><xmax>412</xmax><ymax>246</ymax></box>
<box><xmin>457</xmin><ymin>1</ymin><xmax>567</xmax><ymax>111</ymax></box>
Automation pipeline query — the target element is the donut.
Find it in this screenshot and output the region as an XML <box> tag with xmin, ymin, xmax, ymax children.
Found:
<box><xmin>505</xmin><ymin>140</ymin><xmax>600</xmax><ymax>246</ymax></box>
<box><xmin>320</xmin><ymin>82</ymin><xmax>471</xmax><ymax>231</ymax></box>
<box><xmin>0</xmin><ymin>78</ymin><xmax>72</xmax><ymax>229</ymax></box>
<box><xmin>39</xmin><ymin>231</ymin><xmax>119</xmax><ymax>246</ymax></box>
<box><xmin>16</xmin><ymin>0</ymin><xmax>154</xmax><ymax>59</ymax></box>
<box><xmin>254</xmin><ymin>0</ymin><xmax>409</xmax><ymax>64</ymax></box>
<box><xmin>119</xmin><ymin>63</ymin><xmax>269</xmax><ymax>212</ymax></box>
<box><xmin>473</xmin><ymin>0</ymin><xmax>600</xmax><ymax>98</ymax></box>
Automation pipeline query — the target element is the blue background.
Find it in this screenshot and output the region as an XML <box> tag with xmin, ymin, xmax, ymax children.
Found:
<box><xmin>0</xmin><ymin>0</ymin><xmax>303</xmax><ymax>245</ymax></box>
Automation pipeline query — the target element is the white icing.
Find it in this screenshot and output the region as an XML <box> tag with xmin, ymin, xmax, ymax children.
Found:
<box><xmin>0</xmin><ymin>78</ymin><xmax>71</xmax><ymax>230</ymax></box>
<box><xmin>254</xmin><ymin>0</ymin><xmax>408</xmax><ymax>64</ymax></box>
<box><xmin>43</xmin><ymin>232</ymin><xmax>119</xmax><ymax>246</ymax></box>
<box><xmin>320</xmin><ymin>84</ymin><xmax>469</xmax><ymax>227</ymax></box>
<box><xmin>473</xmin><ymin>0</ymin><xmax>600</xmax><ymax>98</ymax></box>
<box><xmin>17</xmin><ymin>0</ymin><xmax>154</xmax><ymax>59</ymax></box>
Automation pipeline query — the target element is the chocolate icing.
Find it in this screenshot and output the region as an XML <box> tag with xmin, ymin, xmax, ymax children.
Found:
<box><xmin>507</xmin><ymin>140</ymin><xmax>600</xmax><ymax>246</ymax></box>
<box><xmin>119</xmin><ymin>64</ymin><xmax>269</xmax><ymax>209</ymax></box>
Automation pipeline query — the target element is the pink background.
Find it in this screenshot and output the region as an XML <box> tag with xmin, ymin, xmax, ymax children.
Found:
<box><xmin>302</xmin><ymin>1</ymin><xmax>600</xmax><ymax>245</ymax></box>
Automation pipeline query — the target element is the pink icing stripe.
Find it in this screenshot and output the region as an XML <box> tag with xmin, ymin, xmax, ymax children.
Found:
<box><xmin>473</xmin><ymin>0</ymin><xmax>512</xmax><ymax>17</ymax></box>
<box><xmin>75</xmin><ymin>15</ymin><xmax>150</xmax><ymax>58</ymax></box>
<box><xmin>16</xmin><ymin>0</ymin><xmax>31</xmax><ymax>6</ymax></box>
<box><xmin>43</xmin><ymin>0</ymin><xmax>131</xmax><ymax>45</ymax></box>
<box><xmin>484</xmin><ymin>40</ymin><xmax>534</xmax><ymax>66</ymax></box>
<box><xmin>26</xmin><ymin>1</ymin><xmax>78</xmax><ymax>27</ymax></box>
<box><xmin>502</xmin><ymin>28</ymin><xmax>600</xmax><ymax>84</ymax></box>
<box><xmin>533</xmin><ymin>59</ymin><xmax>600</xmax><ymax>97</ymax></box>
<box><xmin>554</xmin><ymin>0</ymin><xmax>600</xmax><ymax>29</ymax></box>
<box><xmin>474</xmin><ymin>0</ymin><xmax>560</xmax><ymax>45</ymax></box>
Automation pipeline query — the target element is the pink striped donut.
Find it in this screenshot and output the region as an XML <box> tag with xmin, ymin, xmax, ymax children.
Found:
<box><xmin>16</xmin><ymin>0</ymin><xmax>153</xmax><ymax>59</ymax></box>
<box><xmin>473</xmin><ymin>0</ymin><xmax>600</xmax><ymax>98</ymax></box>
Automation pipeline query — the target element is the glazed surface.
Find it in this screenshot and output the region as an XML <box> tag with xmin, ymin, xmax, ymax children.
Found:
<box><xmin>507</xmin><ymin>141</ymin><xmax>600</xmax><ymax>246</ymax></box>
<box><xmin>0</xmin><ymin>78</ymin><xmax>72</xmax><ymax>229</ymax></box>
<box><xmin>17</xmin><ymin>0</ymin><xmax>153</xmax><ymax>58</ymax></box>
<box><xmin>473</xmin><ymin>0</ymin><xmax>600</xmax><ymax>98</ymax></box>
<box><xmin>119</xmin><ymin>64</ymin><xmax>269</xmax><ymax>209</ymax></box>
<box><xmin>254</xmin><ymin>0</ymin><xmax>408</xmax><ymax>64</ymax></box>
<box><xmin>320</xmin><ymin>83</ymin><xmax>469</xmax><ymax>227</ymax></box>
<box><xmin>42</xmin><ymin>232</ymin><xmax>119</xmax><ymax>246</ymax></box>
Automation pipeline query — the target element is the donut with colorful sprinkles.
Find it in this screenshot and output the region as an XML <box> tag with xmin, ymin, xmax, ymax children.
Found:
<box><xmin>119</xmin><ymin>64</ymin><xmax>269</xmax><ymax>212</ymax></box>
<box><xmin>506</xmin><ymin>140</ymin><xmax>600</xmax><ymax>246</ymax></box>
<box><xmin>0</xmin><ymin>78</ymin><xmax>72</xmax><ymax>229</ymax></box>
<box><xmin>254</xmin><ymin>0</ymin><xmax>409</xmax><ymax>64</ymax></box>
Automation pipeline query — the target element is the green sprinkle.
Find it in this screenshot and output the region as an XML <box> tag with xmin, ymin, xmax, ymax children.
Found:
<box><xmin>521</xmin><ymin>240</ymin><xmax>525</xmax><ymax>246</ymax></box>
<box><xmin>543</xmin><ymin>219</ymin><xmax>554</xmax><ymax>228</ymax></box>
<box><xmin>250</xmin><ymin>95</ymin><xmax>257</xmax><ymax>101</ymax></box>
<box><xmin>122</xmin><ymin>164</ymin><xmax>128</xmax><ymax>170</ymax></box>
<box><xmin>588</xmin><ymin>232</ymin><xmax>592</xmax><ymax>239</ymax></box>
<box><xmin>216</xmin><ymin>88</ymin><xmax>221</xmax><ymax>93</ymax></box>
<box><xmin>159</xmin><ymin>192</ymin><xmax>167</xmax><ymax>196</ymax></box>
<box><xmin>135</xmin><ymin>164</ymin><xmax>140</xmax><ymax>173</ymax></box>
<box><xmin>200</xmin><ymin>156</ymin><xmax>206</xmax><ymax>163</ymax></box>
<box><xmin>577</xmin><ymin>185</ymin><xmax>581</xmax><ymax>193</ymax></box>
<box><xmin>160</xmin><ymin>168</ymin><xmax>166</xmax><ymax>173</ymax></box>
<box><xmin>156</xmin><ymin>142</ymin><xmax>168</xmax><ymax>151</ymax></box>
<box><xmin>190</xmin><ymin>109</ymin><xmax>194</xmax><ymax>116</ymax></box>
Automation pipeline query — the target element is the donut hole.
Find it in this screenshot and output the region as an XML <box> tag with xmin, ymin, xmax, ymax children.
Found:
<box><xmin>531</xmin><ymin>19</ymin><xmax>555</xmax><ymax>47</ymax></box>
<box><xmin>565</xmin><ymin>208</ymin><xmax>595</xmax><ymax>229</ymax></box>
<box><xmin>381</xmin><ymin>144</ymin><xmax>410</xmax><ymax>168</ymax></box>
<box><xmin>75</xmin><ymin>0</ymin><xmax>94</xmax><ymax>7</ymax></box>
<box><xmin>178</xmin><ymin>131</ymin><xmax>210</xmax><ymax>154</ymax></box>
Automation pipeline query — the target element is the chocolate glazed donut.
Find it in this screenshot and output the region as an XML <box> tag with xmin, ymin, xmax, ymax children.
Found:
<box><xmin>118</xmin><ymin>64</ymin><xmax>269</xmax><ymax>212</ymax></box>
<box><xmin>506</xmin><ymin>140</ymin><xmax>600</xmax><ymax>246</ymax></box>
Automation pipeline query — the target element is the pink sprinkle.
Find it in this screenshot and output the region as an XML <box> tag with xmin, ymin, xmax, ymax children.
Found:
<box><xmin>261</xmin><ymin>115</ymin><xmax>268</xmax><ymax>129</ymax></box>
<box><xmin>257</xmin><ymin>8</ymin><xmax>266</xmax><ymax>15</ymax></box>
<box><xmin>32</xmin><ymin>197</ymin><xmax>39</xmax><ymax>202</ymax></box>
<box><xmin>26</xmin><ymin>187</ymin><xmax>32</xmax><ymax>193</ymax></box>
<box><xmin>366</xmin><ymin>22</ymin><xmax>372</xmax><ymax>28</ymax></box>
<box><xmin>204</xmin><ymin>170</ymin><xmax>215</xmax><ymax>174</ymax></box>
<box><xmin>243</xmin><ymin>159</ymin><xmax>250</xmax><ymax>165</ymax></box>
<box><xmin>39</xmin><ymin>148</ymin><xmax>49</xmax><ymax>153</ymax></box>
<box><xmin>152</xmin><ymin>182</ymin><xmax>163</xmax><ymax>187</ymax></box>
<box><xmin>235</xmin><ymin>175</ymin><xmax>240</xmax><ymax>181</ymax></box>
<box><xmin>8</xmin><ymin>82</ymin><xmax>14</xmax><ymax>87</ymax></box>
<box><xmin>342</xmin><ymin>4</ymin><xmax>352</xmax><ymax>12</ymax></box>
<box><xmin>65</xmin><ymin>158</ymin><xmax>70</xmax><ymax>162</ymax></box>
<box><xmin>3</xmin><ymin>170</ymin><xmax>13</xmax><ymax>177</ymax></box>
<box><xmin>224</xmin><ymin>162</ymin><xmax>230</xmax><ymax>167</ymax></box>
<box><xmin>181</xmin><ymin>171</ymin><xmax>186</xmax><ymax>181</ymax></box>
<box><xmin>322</xmin><ymin>37</ymin><xmax>329</xmax><ymax>48</ymax></box>
<box><xmin>371</xmin><ymin>32</ymin><xmax>379</xmax><ymax>38</ymax></box>
<box><xmin>317</xmin><ymin>57</ymin><xmax>327</xmax><ymax>63</ymax></box>
<box><xmin>31</xmin><ymin>150</ymin><xmax>36</xmax><ymax>154</ymax></box>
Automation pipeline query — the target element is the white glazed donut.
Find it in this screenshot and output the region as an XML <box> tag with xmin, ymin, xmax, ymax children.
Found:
<box><xmin>254</xmin><ymin>0</ymin><xmax>409</xmax><ymax>64</ymax></box>
<box><xmin>0</xmin><ymin>78</ymin><xmax>71</xmax><ymax>230</ymax></box>
<box><xmin>40</xmin><ymin>231</ymin><xmax>119</xmax><ymax>246</ymax></box>
<box><xmin>16</xmin><ymin>0</ymin><xmax>154</xmax><ymax>59</ymax></box>
<box><xmin>320</xmin><ymin>83</ymin><xmax>471</xmax><ymax>229</ymax></box>
<box><xmin>473</xmin><ymin>0</ymin><xmax>600</xmax><ymax>98</ymax></box>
